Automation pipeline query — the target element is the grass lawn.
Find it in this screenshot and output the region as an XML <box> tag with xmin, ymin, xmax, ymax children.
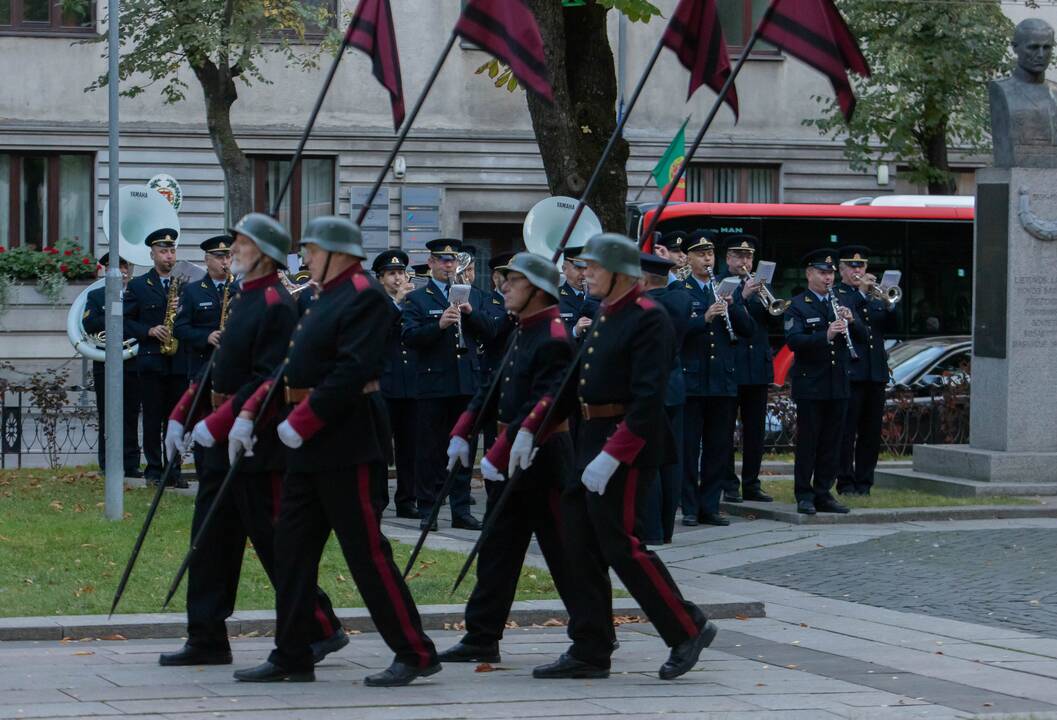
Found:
<box><xmin>758</xmin><ymin>479</ymin><xmax>1039</xmax><ymax>509</ymax></box>
<box><xmin>0</xmin><ymin>467</ymin><xmax>558</xmax><ymax>618</ymax></box>
<box><xmin>751</xmin><ymin>451</ymin><xmax>906</xmax><ymax>464</ymax></box>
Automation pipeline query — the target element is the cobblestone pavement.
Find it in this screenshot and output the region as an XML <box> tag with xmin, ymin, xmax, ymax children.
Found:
<box><xmin>718</xmin><ymin>528</ymin><xmax>1057</xmax><ymax>639</ymax></box>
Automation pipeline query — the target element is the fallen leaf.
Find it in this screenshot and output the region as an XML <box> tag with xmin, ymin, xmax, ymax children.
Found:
<box><xmin>99</xmin><ymin>633</ymin><xmax>126</xmax><ymax>641</ymax></box>
<box><xmin>799</xmin><ymin>623</ymin><xmax>809</xmax><ymax>628</ymax></box>
<box><xmin>785</xmin><ymin>664</ymin><xmax>798</xmax><ymax>669</ymax></box>
<box><xmin>475</xmin><ymin>663</ymin><xmax>496</xmax><ymax>673</ymax></box>
<box><xmin>542</xmin><ymin>618</ymin><xmax>565</xmax><ymax>627</ymax></box>
<box><xmin>49</xmin><ymin>500</ymin><xmax>64</xmax><ymax>511</ymax></box>
<box><xmin>735</xmin><ymin>614</ymin><xmax>749</xmax><ymax>621</ymax></box>
<box><xmin>73</xmin><ymin>650</ymin><xmax>94</xmax><ymax>656</ymax></box>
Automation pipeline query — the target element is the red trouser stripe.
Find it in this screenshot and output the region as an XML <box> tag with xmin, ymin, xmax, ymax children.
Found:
<box><xmin>356</xmin><ymin>464</ymin><xmax>430</xmax><ymax>668</ymax></box>
<box><xmin>622</xmin><ymin>468</ymin><xmax>699</xmax><ymax>638</ymax></box>
<box><xmin>270</xmin><ymin>470</ymin><xmax>333</xmax><ymax>638</ymax></box>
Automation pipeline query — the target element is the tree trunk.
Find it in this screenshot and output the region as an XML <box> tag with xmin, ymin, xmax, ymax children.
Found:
<box><xmin>525</xmin><ymin>0</ymin><xmax>628</xmax><ymax>233</ymax></box>
<box><xmin>921</xmin><ymin>116</ymin><xmax>956</xmax><ymax>196</ymax></box>
<box><xmin>192</xmin><ymin>61</ymin><xmax>254</xmax><ymax>224</ymax></box>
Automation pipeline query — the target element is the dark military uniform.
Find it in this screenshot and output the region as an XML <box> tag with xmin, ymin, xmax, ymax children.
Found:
<box><xmin>479</xmin><ymin>286</ymin><xmax>515</xmax><ymax>488</ymax></box>
<box><xmin>402</xmin><ymin>275</ymin><xmax>495</xmax><ymax>523</ymax></box>
<box><xmin>785</xmin><ymin>284</ymin><xmax>866</xmax><ymax>505</ymax></box>
<box><xmin>723</xmin><ymin>273</ymin><xmax>776</xmax><ymax>499</ymax></box>
<box><xmin>552</xmin><ymin>285</ymin><xmax>706</xmax><ymax>668</ymax></box>
<box><xmin>124</xmin><ymin>267</ymin><xmax>188</xmax><ymax>482</ymax></box>
<box><xmin>174</xmin><ymin>275</ymin><xmax>229</xmax><ymax>378</ymax></box>
<box><xmin>83</xmin><ymin>284</ymin><xmax>141</xmax><ymax>474</ymax></box>
<box><xmin>835</xmin><ymin>281</ymin><xmax>897</xmax><ymax>494</ymax></box>
<box><xmin>167</xmin><ymin>273</ymin><xmax>341</xmax><ymax>656</ymax></box>
<box><xmin>448</xmin><ymin>304</ymin><xmax>591</xmax><ymax>650</ymax></box>
<box><xmin>676</xmin><ymin>275</ymin><xmax>754</xmax><ymax>522</ymax></box>
<box><xmin>271</xmin><ymin>263</ymin><xmax>437</xmax><ymax>673</ymax></box>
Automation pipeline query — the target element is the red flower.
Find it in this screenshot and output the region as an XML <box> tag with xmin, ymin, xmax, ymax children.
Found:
<box><xmin>82</xmin><ymin>257</ymin><xmax>91</xmax><ymax>265</ymax></box>
<box><xmin>64</xmin><ymin>249</ymin><xmax>73</xmax><ymax>256</ymax></box>
<box><xmin>0</xmin><ymin>246</ymin><xmax>5</xmax><ymax>253</ymax></box>
<box><xmin>60</xmin><ymin>264</ymin><xmax>68</xmax><ymax>273</ymax></box>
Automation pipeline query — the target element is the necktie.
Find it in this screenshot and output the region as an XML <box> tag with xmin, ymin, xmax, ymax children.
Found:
<box><xmin>162</xmin><ymin>278</ymin><xmax>170</xmax><ymax>292</ymax></box>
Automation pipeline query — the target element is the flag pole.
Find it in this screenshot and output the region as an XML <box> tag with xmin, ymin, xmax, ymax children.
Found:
<box><xmin>639</xmin><ymin>5</ymin><xmax>774</xmax><ymax>242</ymax></box>
<box><xmin>357</xmin><ymin>31</ymin><xmax>457</xmax><ymax>224</ymax></box>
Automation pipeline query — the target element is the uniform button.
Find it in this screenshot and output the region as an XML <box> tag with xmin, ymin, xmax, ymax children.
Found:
<box><xmin>403</xmin><ymin>360</ymin><xmax>407</xmax><ymax>364</ymax></box>
<box><xmin>600</xmin><ymin>316</ymin><xmax>607</xmax><ymax>322</ymax></box>
<box><xmin>592</xmin><ymin>331</ymin><xmax>599</xmax><ymax>338</ymax></box>
<box><xmin>710</xmin><ymin>355</ymin><xmax>715</xmax><ymax>360</ymax></box>
<box><xmin>832</xmin><ymin>361</ymin><xmax>837</xmax><ymax>366</ymax></box>
<box><xmin>587</xmin><ymin>347</ymin><xmax>594</xmax><ymax>354</ymax></box>
<box><xmin>288</xmin><ymin>341</ymin><xmax>294</xmax><ymax>348</ymax></box>
<box><xmin>749</xmin><ymin>344</ymin><xmax>753</xmax><ymax>349</ymax></box>
<box><xmin>505</xmin><ymin>376</ymin><xmax>511</xmax><ymax>382</ymax></box>
<box><xmin>402</xmin><ymin>350</ymin><xmax>407</xmax><ymax>355</ymax></box>
<box><xmin>304</xmin><ymin>309</ymin><xmax>311</xmax><ymax>315</ymax></box>
<box><xmin>584</xmin><ymin>363</ymin><xmax>590</xmax><ymax>370</ymax></box>
<box><xmin>580</xmin><ymin>379</ymin><xmax>586</xmax><ymax>385</ymax></box>
<box><xmin>296</xmin><ymin>323</ymin><xmax>302</xmax><ymax>330</ymax></box>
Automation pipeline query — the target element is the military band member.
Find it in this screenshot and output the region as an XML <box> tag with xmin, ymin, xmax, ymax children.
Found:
<box><xmin>559</xmin><ymin>245</ymin><xmax>599</xmax><ymax>339</ymax></box>
<box><xmin>676</xmin><ymin>230</ymin><xmax>754</xmax><ymax>527</ymax></box>
<box><xmin>373</xmin><ymin>249</ymin><xmax>419</xmax><ymax>518</ymax></box>
<box><xmin>174</xmin><ymin>236</ymin><xmax>232</xmax><ymax>378</ymax></box>
<box><xmin>439</xmin><ymin>252</ymin><xmax>589</xmax><ymax>665</ymax></box>
<box><xmin>654</xmin><ymin>231</ymin><xmax>688</xmax><ymax>285</ymax></box>
<box><xmin>639</xmin><ymin>252</ymin><xmax>690</xmax><ymax>544</ymax></box>
<box><xmin>785</xmin><ymin>249</ymin><xmax>866</xmax><ymax>515</ymax></box>
<box><xmin>534</xmin><ymin>233</ymin><xmax>717</xmax><ymax>681</ymax></box>
<box><xmin>402</xmin><ymin>238</ymin><xmax>496</xmax><ymax>531</ymax></box>
<box><xmin>834</xmin><ymin>245</ymin><xmax>897</xmax><ymax>496</ymax></box>
<box><xmin>236</xmin><ymin>217</ymin><xmax>440</xmax><ymax>686</ymax></box>
<box><xmin>124</xmin><ymin>228</ymin><xmax>188</xmax><ymax>486</ymax></box>
<box><xmin>161</xmin><ymin>214</ymin><xmax>346</xmax><ymax>668</ymax></box>
<box><xmin>84</xmin><ymin>252</ymin><xmax>142</xmax><ymax>477</ymax></box>
<box><xmin>722</xmin><ymin>236</ymin><xmax>775</xmax><ymax>503</ymax></box>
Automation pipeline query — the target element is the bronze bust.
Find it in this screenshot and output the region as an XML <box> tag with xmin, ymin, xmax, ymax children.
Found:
<box><xmin>989</xmin><ymin>18</ymin><xmax>1057</xmax><ymax>168</ymax></box>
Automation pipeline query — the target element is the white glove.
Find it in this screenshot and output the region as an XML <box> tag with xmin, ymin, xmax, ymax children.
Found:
<box><xmin>191</xmin><ymin>419</ymin><xmax>215</xmax><ymax>448</ymax></box>
<box><xmin>228</xmin><ymin>417</ymin><xmax>256</xmax><ymax>465</ymax></box>
<box><xmin>164</xmin><ymin>420</ymin><xmax>186</xmax><ymax>462</ymax></box>
<box><xmin>446</xmin><ymin>435</ymin><xmax>470</xmax><ymax>471</ymax></box>
<box><xmin>277</xmin><ymin>419</ymin><xmax>303</xmax><ymax>449</ymax></box>
<box><xmin>508</xmin><ymin>428</ymin><xmax>538</xmax><ymax>477</ymax></box>
<box><xmin>581</xmin><ymin>451</ymin><xmax>620</xmax><ymax>495</ymax></box>
<box><xmin>480</xmin><ymin>456</ymin><xmax>504</xmax><ymax>482</ymax></box>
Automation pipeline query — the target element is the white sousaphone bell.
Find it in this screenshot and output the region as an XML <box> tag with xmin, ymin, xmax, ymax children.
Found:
<box><xmin>522</xmin><ymin>196</ymin><xmax>603</xmax><ymax>266</ymax></box>
<box><xmin>67</xmin><ymin>181</ymin><xmax>182</xmax><ymax>362</ymax></box>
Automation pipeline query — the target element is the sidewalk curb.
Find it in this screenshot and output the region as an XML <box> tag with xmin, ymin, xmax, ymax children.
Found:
<box><xmin>721</xmin><ymin>500</ymin><xmax>1057</xmax><ymax>524</ymax></box>
<box><xmin>0</xmin><ymin>599</ymin><xmax>765</xmax><ymax>642</ymax></box>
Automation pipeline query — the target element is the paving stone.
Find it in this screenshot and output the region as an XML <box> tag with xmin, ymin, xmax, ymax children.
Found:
<box><xmin>0</xmin><ymin>701</ymin><xmax>120</xmax><ymax>719</ymax></box>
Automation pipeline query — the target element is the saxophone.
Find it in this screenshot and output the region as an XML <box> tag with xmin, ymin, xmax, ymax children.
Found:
<box><xmin>159</xmin><ymin>276</ymin><xmax>182</xmax><ymax>356</ymax></box>
<box><xmin>218</xmin><ymin>275</ymin><xmax>232</xmax><ymax>332</ymax></box>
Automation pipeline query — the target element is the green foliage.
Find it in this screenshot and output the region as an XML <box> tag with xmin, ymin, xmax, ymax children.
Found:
<box><xmin>0</xmin><ymin>242</ymin><xmax>97</xmax><ymax>283</ymax></box>
<box><xmin>85</xmin><ymin>0</ymin><xmax>336</xmax><ymax>104</ymax></box>
<box><xmin>597</xmin><ymin>0</ymin><xmax>661</xmax><ymax>23</ymax></box>
<box><xmin>805</xmin><ymin>0</ymin><xmax>1014</xmax><ymax>192</ymax></box>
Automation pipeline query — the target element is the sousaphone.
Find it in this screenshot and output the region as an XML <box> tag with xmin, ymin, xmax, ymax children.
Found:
<box><xmin>523</xmin><ymin>196</ymin><xmax>603</xmax><ymax>266</ymax></box>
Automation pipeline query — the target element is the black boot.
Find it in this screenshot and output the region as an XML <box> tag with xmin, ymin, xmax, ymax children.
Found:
<box><xmin>438</xmin><ymin>641</ymin><xmax>501</xmax><ymax>664</ymax></box>
<box><xmin>233</xmin><ymin>661</ymin><xmax>314</xmax><ymax>682</ymax></box>
<box><xmin>532</xmin><ymin>653</ymin><xmax>609</xmax><ymax>679</ymax></box>
<box><xmin>364</xmin><ymin>660</ymin><xmax>442</xmax><ymax>687</ymax></box>
<box><xmin>158</xmin><ymin>644</ymin><xmax>232</xmax><ymax>667</ymax></box>
<box><xmin>658</xmin><ymin>621</ymin><xmax>718</xmax><ymax>680</ymax></box>
<box><xmin>311</xmin><ymin>628</ymin><xmax>349</xmax><ymax>663</ymax></box>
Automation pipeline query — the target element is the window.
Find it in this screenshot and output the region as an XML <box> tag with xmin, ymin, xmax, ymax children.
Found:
<box><xmin>267</xmin><ymin>0</ymin><xmax>335</xmax><ymax>40</ymax></box>
<box><xmin>2</xmin><ymin>152</ymin><xmax>94</xmax><ymax>250</ymax></box>
<box><xmin>894</xmin><ymin>167</ymin><xmax>979</xmax><ymax>197</ymax></box>
<box><xmin>718</xmin><ymin>0</ymin><xmax>777</xmax><ymax>56</ymax></box>
<box><xmin>0</xmin><ymin>0</ymin><xmax>95</xmax><ymax>34</ymax></box>
<box><xmin>687</xmin><ymin>164</ymin><xmax>779</xmax><ymax>203</ymax></box>
<box><xmin>252</xmin><ymin>157</ymin><xmax>335</xmax><ymax>243</ymax></box>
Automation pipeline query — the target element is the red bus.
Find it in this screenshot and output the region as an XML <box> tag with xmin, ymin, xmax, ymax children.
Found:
<box><xmin>632</xmin><ymin>201</ymin><xmax>975</xmax><ymax>341</ymax></box>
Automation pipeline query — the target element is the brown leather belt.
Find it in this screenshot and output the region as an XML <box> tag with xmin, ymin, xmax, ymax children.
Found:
<box><xmin>284</xmin><ymin>381</ymin><xmax>380</xmax><ymax>405</ymax></box>
<box><xmin>211</xmin><ymin>392</ymin><xmax>231</xmax><ymax>410</ymax></box>
<box><xmin>497</xmin><ymin>420</ymin><xmax>570</xmax><ymax>436</ymax></box>
<box><xmin>580</xmin><ymin>402</ymin><xmax>626</xmax><ymax>421</ymax></box>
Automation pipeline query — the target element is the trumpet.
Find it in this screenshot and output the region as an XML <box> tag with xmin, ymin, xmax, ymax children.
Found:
<box><xmin>747</xmin><ymin>272</ymin><xmax>791</xmax><ymax>316</ymax></box>
<box><xmin>855</xmin><ymin>273</ymin><xmax>901</xmax><ymax>307</ymax></box>
<box><xmin>675</xmin><ymin>263</ymin><xmax>693</xmax><ymax>282</ymax></box>
<box><xmin>279</xmin><ymin>270</ymin><xmax>317</xmax><ymax>297</ymax></box>
<box><xmin>449</xmin><ymin>251</ymin><xmax>474</xmax><ymax>356</ymax></box>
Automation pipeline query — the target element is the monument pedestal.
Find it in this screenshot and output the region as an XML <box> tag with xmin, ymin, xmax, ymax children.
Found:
<box><xmin>913</xmin><ymin>167</ymin><xmax>1057</xmax><ymax>484</ymax></box>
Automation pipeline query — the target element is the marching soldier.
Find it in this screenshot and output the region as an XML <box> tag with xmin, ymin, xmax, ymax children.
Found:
<box><xmin>124</xmin><ymin>228</ymin><xmax>188</xmax><ymax>487</ymax></box>
<box><xmin>834</xmin><ymin>245</ymin><xmax>897</xmax><ymax>496</ymax></box>
<box><xmin>785</xmin><ymin>249</ymin><xmax>866</xmax><ymax>515</ymax></box>
<box><xmin>402</xmin><ymin>238</ymin><xmax>496</xmax><ymax>530</ymax></box>
<box><xmin>84</xmin><ymin>252</ymin><xmax>142</xmax><ymax>477</ymax></box>
<box><xmin>235</xmin><ymin>217</ymin><xmax>440</xmax><ymax>685</ymax></box>
<box><xmin>638</xmin><ymin>252</ymin><xmax>690</xmax><ymax>544</ymax></box>
<box><xmin>373</xmin><ymin>249</ymin><xmax>419</xmax><ymax>518</ymax></box>
<box><xmin>174</xmin><ymin>236</ymin><xmax>232</xmax><ymax>379</ymax></box>
<box><xmin>479</xmin><ymin>251</ymin><xmax>517</xmax><ymax>499</ymax></box>
<box><xmin>722</xmin><ymin>236</ymin><xmax>775</xmax><ymax>503</ymax></box>
<box><xmin>534</xmin><ymin>233</ymin><xmax>716</xmax><ymax>681</ymax></box>
<box><xmin>161</xmin><ymin>214</ymin><xmax>346</xmax><ymax>668</ymax></box>
<box><xmin>439</xmin><ymin>252</ymin><xmax>594</xmax><ymax>665</ymax></box>
<box><xmin>675</xmin><ymin>230</ymin><xmax>754</xmax><ymax>527</ymax></box>
<box><xmin>559</xmin><ymin>246</ymin><xmax>599</xmax><ymax>340</ymax></box>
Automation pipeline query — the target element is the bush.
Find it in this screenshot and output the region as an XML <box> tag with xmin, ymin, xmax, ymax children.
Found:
<box><xmin>0</xmin><ymin>241</ymin><xmax>97</xmax><ymax>283</ymax></box>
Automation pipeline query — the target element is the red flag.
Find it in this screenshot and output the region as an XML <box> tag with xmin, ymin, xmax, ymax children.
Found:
<box><xmin>661</xmin><ymin>0</ymin><xmax>738</xmax><ymax>120</ymax></box>
<box><xmin>454</xmin><ymin>0</ymin><xmax>554</xmax><ymax>102</ymax></box>
<box><xmin>346</xmin><ymin>0</ymin><xmax>406</xmax><ymax>130</ymax></box>
<box><xmin>758</xmin><ymin>0</ymin><xmax>870</xmax><ymax>121</ymax></box>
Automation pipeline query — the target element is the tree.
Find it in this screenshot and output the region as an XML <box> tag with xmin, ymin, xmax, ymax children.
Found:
<box><xmin>524</xmin><ymin>0</ymin><xmax>659</xmax><ymax>232</ymax></box>
<box><xmin>805</xmin><ymin>0</ymin><xmax>1013</xmax><ymax>195</ymax></box>
<box><xmin>88</xmin><ymin>0</ymin><xmax>334</xmax><ymax>220</ymax></box>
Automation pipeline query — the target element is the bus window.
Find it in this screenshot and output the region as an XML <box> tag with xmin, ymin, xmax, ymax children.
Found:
<box><xmin>907</xmin><ymin>222</ymin><xmax>973</xmax><ymax>337</ymax></box>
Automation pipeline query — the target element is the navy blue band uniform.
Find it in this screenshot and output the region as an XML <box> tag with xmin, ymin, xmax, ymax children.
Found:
<box><xmin>174</xmin><ymin>275</ymin><xmax>229</xmax><ymax>378</ymax></box>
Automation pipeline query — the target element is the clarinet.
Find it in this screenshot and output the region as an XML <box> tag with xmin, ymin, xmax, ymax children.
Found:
<box><xmin>829</xmin><ymin>293</ymin><xmax>859</xmax><ymax>361</ymax></box>
<box><xmin>706</xmin><ymin>266</ymin><xmax>736</xmax><ymax>343</ymax></box>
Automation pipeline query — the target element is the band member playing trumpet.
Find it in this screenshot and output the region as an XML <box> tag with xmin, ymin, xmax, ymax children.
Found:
<box><xmin>834</xmin><ymin>245</ymin><xmax>898</xmax><ymax>496</ymax></box>
<box><xmin>785</xmin><ymin>250</ymin><xmax>867</xmax><ymax>515</ymax></box>
<box><xmin>402</xmin><ymin>238</ymin><xmax>496</xmax><ymax>531</ymax></box>
<box><xmin>721</xmin><ymin>236</ymin><xmax>775</xmax><ymax>504</ymax></box>
<box><xmin>124</xmin><ymin>228</ymin><xmax>188</xmax><ymax>487</ymax></box>
<box><xmin>654</xmin><ymin>231</ymin><xmax>689</xmax><ymax>284</ymax></box>
<box><xmin>175</xmin><ymin>236</ymin><xmax>232</xmax><ymax>377</ymax></box>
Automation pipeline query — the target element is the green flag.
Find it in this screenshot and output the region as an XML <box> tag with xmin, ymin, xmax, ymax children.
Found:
<box><xmin>651</xmin><ymin>116</ymin><xmax>689</xmax><ymax>200</ymax></box>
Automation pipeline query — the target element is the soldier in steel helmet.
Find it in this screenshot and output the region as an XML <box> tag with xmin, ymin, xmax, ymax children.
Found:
<box><xmin>234</xmin><ymin>217</ymin><xmax>440</xmax><ymax>687</ymax></box>
<box><xmin>530</xmin><ymin>233</ymin><xmax>718</xmax><ymax>682</ymax></box>
<box><xmin>160</xmin><ymin>214</ymin><xmax>346</xmax><ymax>669</ymax></box>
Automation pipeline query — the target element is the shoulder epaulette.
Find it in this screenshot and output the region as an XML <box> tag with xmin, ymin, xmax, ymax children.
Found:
<box><xmin>264</xmin><ymin>286</ymin><xmax>281</xmax><ymax>306</ymax></box>
<box><xmin>636</xmin><ymin>296</ymin><xmax>659</xmax><ymax>312</ymax></box>
<box><xmin>351</xmin><ymin>272</ymin><xmax>371</xmax><ymax>292</ymax></box>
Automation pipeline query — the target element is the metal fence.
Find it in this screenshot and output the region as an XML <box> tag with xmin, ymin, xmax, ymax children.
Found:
<box><xmin>1</xmin><ymin>385</ymin><xmax>99</xmax><ymax>469</ymax></box>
